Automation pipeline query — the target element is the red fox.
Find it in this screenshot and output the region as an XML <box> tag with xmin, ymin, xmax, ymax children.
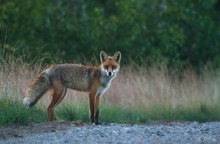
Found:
<box><xmin>23</xmin><ymin>51</ymin><xmax>121</xmax><ymax>124</ymax></box>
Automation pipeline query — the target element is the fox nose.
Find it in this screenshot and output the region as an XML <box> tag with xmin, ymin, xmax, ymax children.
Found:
<box><xmin>108</xmin><ymin>72</ymin><xmax>112</xmax><ymax>76</ymax></box>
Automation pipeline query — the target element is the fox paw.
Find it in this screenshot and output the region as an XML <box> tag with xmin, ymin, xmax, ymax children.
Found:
<box><xmin>92</xmin><ymin>122</ymin><xmax>101</xmax><ymax>126</ymax></box>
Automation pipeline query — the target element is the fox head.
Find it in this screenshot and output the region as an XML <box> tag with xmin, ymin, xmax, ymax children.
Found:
<box><xmin>100</xmin><ymin>51</ymin><xmax>121</xmax><ymax>77</ymax></box>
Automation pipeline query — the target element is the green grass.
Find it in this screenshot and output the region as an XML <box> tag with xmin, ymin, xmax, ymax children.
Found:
<box><xmin>56</xmin><ymin>102</ymin><xmax>148</xmax><ymax>124</ymax></box>
<box><xmin>144</xmin><ymin>104</ymin><xmax>220</xmax><ymax>122</ymax></box>
<box><xmin>56</xmin><ymin>101</ymin><xmax>89</xmax><ymax>122</ymax></box>
<box><xmin>0</xmin><ymin>97</ymin><xmax>47</xmax><ymax>126</ymax></box>
<box><xmin>0</xmin><ymin>96</ymin><xmax>220</xmax><ymax>127</ymax></box>
<box><xmin>55</xmin><ymin>101</ymin><xmax>220</xmax><ymax>124</ymax></box>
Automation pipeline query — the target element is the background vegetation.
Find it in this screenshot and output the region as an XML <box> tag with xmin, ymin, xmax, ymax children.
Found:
<box><xmin>0</xmin><ymin>56</ymin><xmax>220</xmax><ymax>126</ymax></box>
<box><xmin>1</xmin><ymin>0</ymin><xmax>220</xmax><ymax>69</ymax></box>
<box><xmin>0</xmin><ymin>0</ymin><xmax>220</xmax><ymax>126</ymax></box>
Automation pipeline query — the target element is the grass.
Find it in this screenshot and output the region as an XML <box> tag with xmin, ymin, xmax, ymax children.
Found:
<box><xmin>0</xmin><ymin>54</ymin><xmax>220</xmax><ymax>126</ymax></box>
<box><xmin>0</xmin><ymin>96</ymin><xmax>47</xmax><ymax>126</ymax></box>
<box><xmin>55</xmin><ymin>100</ymin><xmax>220</xmax><ymax>124</ymax></box>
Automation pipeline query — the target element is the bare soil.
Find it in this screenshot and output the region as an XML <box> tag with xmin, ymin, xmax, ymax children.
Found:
<box><xmin>0</xmin><ymin>121</ymin><xmax>82</xmax><ymax>139</ymax></box>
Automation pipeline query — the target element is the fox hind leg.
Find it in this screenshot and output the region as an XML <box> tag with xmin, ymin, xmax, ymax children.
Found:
<box><xmin>47</xmin><ymin>80</ymin><xmax>67</xmax><ymax>121</ymax></box>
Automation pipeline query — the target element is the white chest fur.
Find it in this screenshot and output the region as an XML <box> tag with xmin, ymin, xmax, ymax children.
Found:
<box><xmin>96</xmin><ymin>74</ymin><xmax>115</xmax><ymax>96</ymax></box>
<box><xmin>96</xmin><ymin>85</ymin><xmax>110</xmax><ymax>96</ymax></box>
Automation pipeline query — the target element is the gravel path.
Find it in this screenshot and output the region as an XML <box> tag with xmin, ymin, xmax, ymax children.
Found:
<box><xmin>0</xmin><ymin>121</ymin><xmax>220</xmax><ymax>144</ymax></box>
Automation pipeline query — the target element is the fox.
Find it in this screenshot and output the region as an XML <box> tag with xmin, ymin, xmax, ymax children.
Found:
<box><xmin>23</xmin><ymin>51</ymin><xmax>121</xmax><ymax>125</ymax></box>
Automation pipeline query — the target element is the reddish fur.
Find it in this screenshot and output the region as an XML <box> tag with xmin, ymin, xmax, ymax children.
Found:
<box><xmin>23</xmin><ymin>51</ymin><xmax>121</xmax><ymax>124</ymax></box>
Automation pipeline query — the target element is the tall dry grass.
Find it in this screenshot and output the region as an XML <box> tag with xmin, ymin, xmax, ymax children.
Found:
<box><xmin>108</xmin><ymin>65</ymin><xmax>220</xmax><ymax>109</ymax></box>
<box><xmin>1</xmin><ymin>56</ymin><xmax>220</xmax><ymax>123</ymax></box>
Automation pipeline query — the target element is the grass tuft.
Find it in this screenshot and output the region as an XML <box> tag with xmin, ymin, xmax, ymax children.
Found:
<box><xmin>0</xmin><ymin>96</ymin><xmax>47</xmax><ymax>126</ymax></box>
<box><xmin>56</xmin><ymin>101</ymin><xmax>89</xmax><ymax>122</ymax></box>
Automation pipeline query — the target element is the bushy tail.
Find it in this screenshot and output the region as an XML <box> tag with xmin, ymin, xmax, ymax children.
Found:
<box><xmin>23</xmin><ymin>72</ymin><xmax>51</xmax><ymax>108</ymax></box>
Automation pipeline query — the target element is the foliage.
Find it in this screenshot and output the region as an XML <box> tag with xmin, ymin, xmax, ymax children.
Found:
<box><xmin>0</xmin><ymin>0</ymin><xmax>220</xmax><ymax>68</ymax></box>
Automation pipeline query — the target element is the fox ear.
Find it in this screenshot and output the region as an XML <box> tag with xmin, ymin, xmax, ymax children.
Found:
<box><xmin>100</xmin><ymin>51</ymin><xmax>108</xmax><ymax>63</ymax></box>
<box><xmin>113</xmin><ymin>51</ymin><xmax>121</xmax><ymax>63</ymax></box>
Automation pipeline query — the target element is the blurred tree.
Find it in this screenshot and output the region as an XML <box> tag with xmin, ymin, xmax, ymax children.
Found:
<box><xmin>0</xmin><ymin>0</ymin><xmax>219</xmax><ymax>69</ymax></box>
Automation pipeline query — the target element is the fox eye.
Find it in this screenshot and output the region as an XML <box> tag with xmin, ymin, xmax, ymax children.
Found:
<box><xmin>112</xmin><ymin>65</ymin><xmax>116</xmax><ymax>69</ymax></box>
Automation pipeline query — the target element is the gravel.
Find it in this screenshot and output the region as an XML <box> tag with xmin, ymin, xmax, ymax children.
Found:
<box><xmin>0</xmin><ymin>121</ymin><xmax>220</xmax><ymax>144</ymax></box>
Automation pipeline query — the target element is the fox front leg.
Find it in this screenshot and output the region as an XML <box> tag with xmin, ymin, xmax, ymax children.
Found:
<box><xmin>89</xmin><ymin>92</ymin><xmax>95</xmax><ymax>123</ymax></box>
<box><xmin>94</xmin><ymin>95</ymin><xmax>101</xmax><ymax>125</ymax></box>
<box><xmin>89</xmin><ymin>92</ymin><xmax>101</xmax><ymax>125</ymax></box>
